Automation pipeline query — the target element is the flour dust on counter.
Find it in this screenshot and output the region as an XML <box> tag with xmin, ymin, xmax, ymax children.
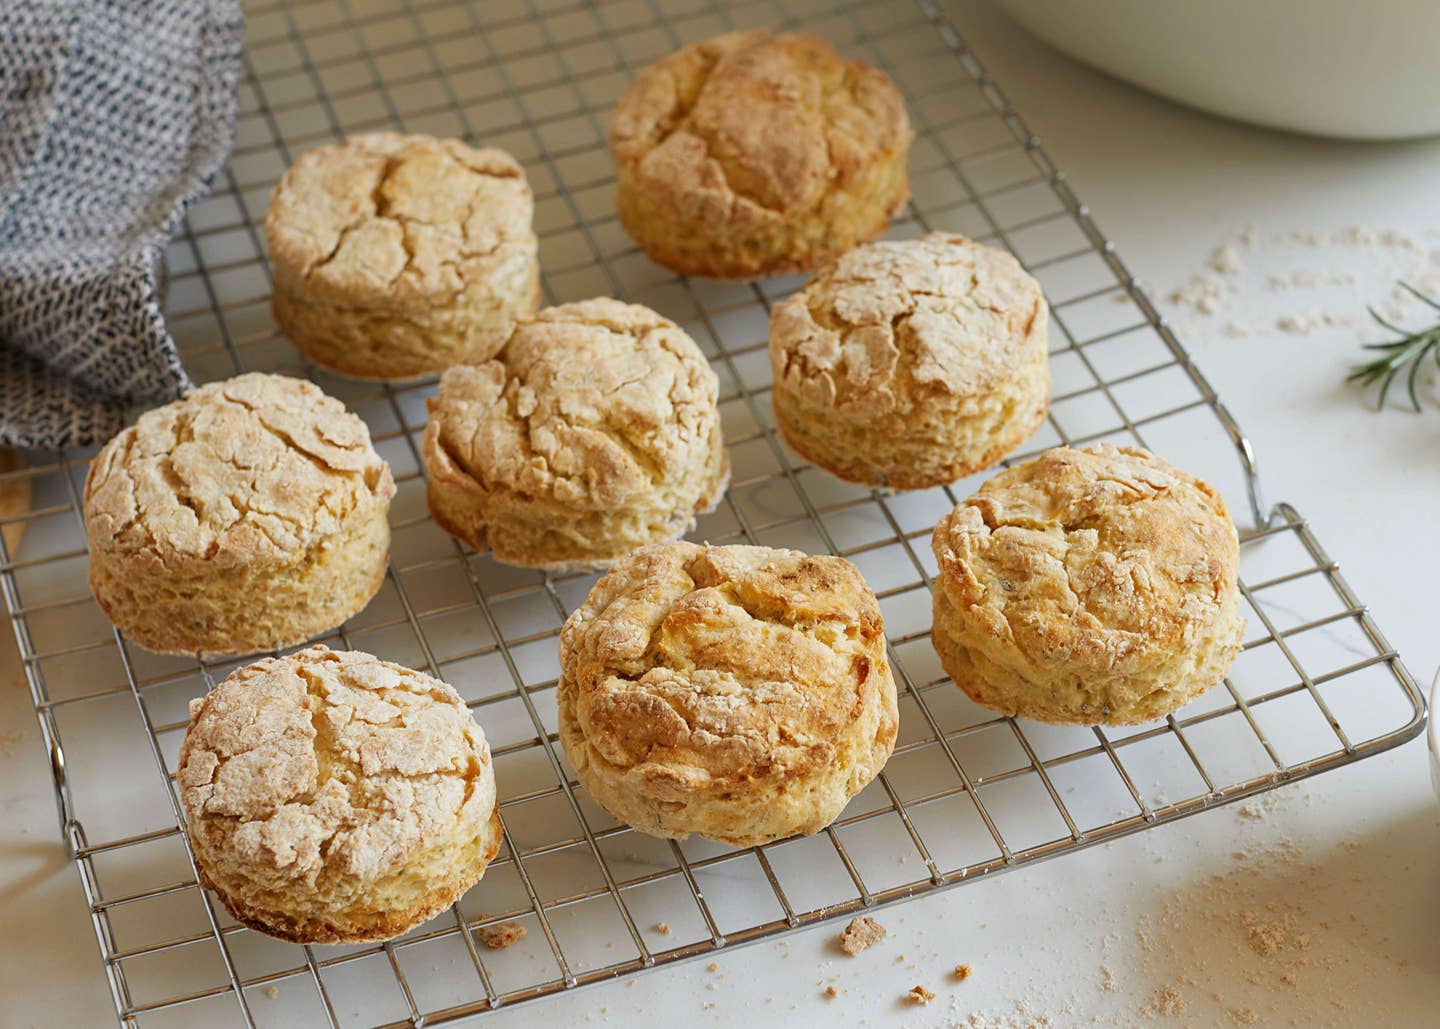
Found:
<box><xmin>1161</xmin><ymin>221</ymin><xmax>1440</xmax><ymax>394</ymax></box>
<box><xmin>773</xmin><ymin>780</ymin><xmax>1434</xmax><ymax>1028</ymax></box>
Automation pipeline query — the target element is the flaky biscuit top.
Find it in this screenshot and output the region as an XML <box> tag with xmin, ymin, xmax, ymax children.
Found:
<box><xmin>609</xmin><ymin>29</ymin><xmax>910</xmax><ymax>228</ymax></box>
<box><xmin>265</xmin><ymin>132</ymin><xmax>533</xmax><ymax>309</ymax></box>
<box><xmin>426</xmin><ymin>298</ymin><xmax>720</xmax><ymax>509</ymax></box>
<box><xmin>177</xmin><ymin>647</ymin><xmax>495</xmax><ymax>889</ymax></box>
<box><xmin>561</xmin><ymin>543</ymin><xmax>889</xmax><ymax>793</ymax></box>
<box><xmin>931</xmin><ymin>444</ymin><xmax>1240</xmax><ymax>676</ymax></box>
<box><xmin>771</xmin><ymin>233</ymin><xmax>1048</xmax><ymax>416</ymax></box>
<box><xmin>84</xmin><ymin>373</ymin><xmax>394</xmax><ymax>575</ymax></box>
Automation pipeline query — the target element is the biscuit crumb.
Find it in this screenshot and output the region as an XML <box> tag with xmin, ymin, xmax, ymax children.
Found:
<box><xmin>654</xmin><ymin>922</ymin><xmax>671</xmax><ymax>935</ymax></box>
<box><xmin>1229</xmin><ymin>1008</ymin><xmax>1259</xmax><ymax>1026</ymax></box>
<box><xmin>1151</xmin><ymin>985</ymin><xmax>1186</xmax><ymax>1016</ymax></box>
<box><xmin>838</xmin><ymin>915</ymin><xmax>886</xmax><ymax>956</ymax></box>
<box><xmin>905</xmin><ymin>985</ymin><xmax>936</xmax><ymax>1005</ymax></box>
<box><xmin>480</xmin><ymin>922</ymin><xmax>527</xmax><ymax>949</ymax></box>
<box><xmin>1242</xmin><ymin>912</ymin><xmax>1290</xmax><ymax>957</ymax></box>
<box><xmin>953</xmin><ymin>964</ymin><xmax>972</xmax><ymax>982</ymax></box>
<box><xmin>706</xmin><ymin>962</ymin><xmax>718</xmax><ymax>972</ymax></box>
<box><xmin>824</xmin><ymin>986</ymin><xmax>838</xmax><ymax>999</ymax></box>
<box><xmin>264</xmin><ymin>986</ymin><xmax>278</xmax><ymax>1000</ymax></box>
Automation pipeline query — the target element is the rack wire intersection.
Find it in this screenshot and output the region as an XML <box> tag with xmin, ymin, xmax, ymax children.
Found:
<box><xmin>1</xmin><ymin>0</ymin><xmax>1426</xmax><ymax>1026</ymax></box>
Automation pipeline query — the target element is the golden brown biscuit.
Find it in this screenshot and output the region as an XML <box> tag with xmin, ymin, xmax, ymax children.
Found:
<box><xmin>0</xmin><ymin>447</ymin><xmax>30</xmax><ymax>557</ymax></box>
<box><xmin>177</xmin><ymin>646</ymin><xmax>502</xmax><ymax>944</ymax></box>
<box><xmin>558</xmin><ymin>542</ymin><xmax>899</xmax><ymax>846</ymax></box>
<box><xmin>266</xmin><ymin>132</ymin><xmax>539</xmax><ymax>380</ymax></box>
<box><xmin>422</xmin><ymin>298</ymin><xmax>728</xmax><ymax>570</ymax></box>
<box><xmin>83</xmin><ymin>373</ymin><xmax>394</xmax><ymax>657</ymax></box>
<box><xmin>610</xmin><ymin>30</ymin><xmax>912</xmax><ymax>279</ymax></box>
<box><xmin>770</xmin><ymin>232</ymin><xmax>1049</xmax><ymax>489</ymax></box>
<box><xmin>930</xmin><ymin>444</ymin><xmax>1244</xmax><ymax>725</ymax></box>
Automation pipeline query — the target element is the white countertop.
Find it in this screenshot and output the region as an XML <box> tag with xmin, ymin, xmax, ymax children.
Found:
<box><xmin>4</xmin><ymin>1</ymin><xmax>1440</xmax><ymax>1025</ymax></box>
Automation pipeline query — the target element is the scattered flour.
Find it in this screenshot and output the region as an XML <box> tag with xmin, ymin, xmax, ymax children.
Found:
<box><xmin>1168</xmin><ymin>274</ymin><xmax>1226</xmax><ymax>315</ymax></box>
<box><xmin>1276</xmin><ymin>310</ymin><xmax>1356</xmax><ymax>335</ymax></box>
<box><xmin>1207</xmin><ymin>243</ymin><xmax>1245</xmax><ymax>275</ymax></box>
<box><xmin>1163</xmin><ymin>221</ymin><xmax>1440</xmax><ymax>359</ymax></box>
<box><xmin>0</xmin><ymin>728</ymin><xmax>25</xmax><ymax>758</ymax></box>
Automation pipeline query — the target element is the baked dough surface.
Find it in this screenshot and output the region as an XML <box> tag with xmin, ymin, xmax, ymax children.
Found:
<box><xmin>266</xmin><ymin>132</ymin><xmax>538</xmax><ymax>379</ymax></box>
<box><xmin>610</xmin><ymin>29</ymin><xmax>911</xmax><ymax>279</ymax></box>
<box><xmin>423</xmin><ymin>298</ymin><xmax>728</xmax><ymax>570</ymax></box>
<box><xmin>771</xmin><ymin>232</ymin><xmax>1049</xmax><ymax>488</ymax></box>
<box><xmin>84</xmin><ymin>373</ymin><xmax>394</xmax><ymax>656</ymax></box>
<box><xmin>178</xmin><ymin>646</ymin><xmax>502</xmax><ymax>943</ymax></box>
<box><xmin>930</xmin><ymin>444</ymin><xmax>1244</xmax><ymax>725</ymax></box>
<box><xmin>558</xmin><ymin>542</ymin><xmax>899</xmax><ymax>846</ymax></box>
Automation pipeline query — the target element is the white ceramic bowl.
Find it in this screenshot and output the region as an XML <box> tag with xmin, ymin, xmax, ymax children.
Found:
<box><xmin>993</xmin><ymin>0</ymin><xmax>1440</xmax><ymax>140</ymax></box>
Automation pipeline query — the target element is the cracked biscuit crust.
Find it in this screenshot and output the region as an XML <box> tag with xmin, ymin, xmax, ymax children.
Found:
<box><xmin>930</xmin><ymin>445</ymin><xmax>1244</xmax><ymax>725</ymax></box>
<box><xmin>422</xmin><ymin>298</ymin><xmax>729</xmax><ymax>570</ymax></box>
<box><xmin>770</xmin><ymin>233</ymin><xmax>1049</xmax><ymax>489</ymax></box>
<box><xmin>266</xmin><ymin>133</ymin><xmax>539</xmax><ymax>380</ymax></box>
<box><xmin>558</xmin><ymin>542</ymin><xmax>899</xmax><ymax>846</ymax></box>
<box><xmin>178</xmin><ymin>646</ymin><xmax>502</xmax><ymax>944</ymax></box>
<box><xmin>84</xmin><ymin>373</ymin><xmax>395</xmax><ymax>656</ymax></box>
<box><xmin>610</xmin><ymin>30</ymin><xmax>911</xmax><ymax>279</ymax></box>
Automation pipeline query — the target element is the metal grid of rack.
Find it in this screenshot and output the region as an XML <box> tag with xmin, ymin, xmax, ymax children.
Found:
<box><xmin>1</xmin><ymin>0</ymin><xmax>1427</xmax><ymax>1025</ymax></box>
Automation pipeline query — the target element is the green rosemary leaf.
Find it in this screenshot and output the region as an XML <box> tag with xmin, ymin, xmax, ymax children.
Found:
<box><xmin>1350</xmin><ymin>285</ymin><xmax>1440</xmax><ymax>412</ymax></box>
<box><xmin>1399</xmin><ymin>281</ymin><xmax>1440</xmax><ymax>312</ymax></box>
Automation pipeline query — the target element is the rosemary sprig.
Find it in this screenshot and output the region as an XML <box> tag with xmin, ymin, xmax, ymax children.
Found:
<box><xmin>1348</xmin><ymin>282</ymin><xmax>1440</xmax><ymax>411</ymax></box>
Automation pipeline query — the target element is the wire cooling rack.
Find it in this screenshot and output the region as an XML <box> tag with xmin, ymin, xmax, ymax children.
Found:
<box><xmin>1</xmin><ymin>0</ymin><xmax>1428</xmax><ymax>1026</ymax></box>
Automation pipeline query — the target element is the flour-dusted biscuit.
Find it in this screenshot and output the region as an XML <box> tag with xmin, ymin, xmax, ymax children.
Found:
<box><xmin>177</xmin><ymin>646</ymin><xmax>502</xmax><ymax>944</ymax></box>
<box><xmin>422</xmin><ymin>298</ymin><xmax>728</xmax><ymax>570</ymax></box>
<box><xmin>930</xmin><ymin>445</ymin><xmax>1244</xmax><ymax>725</ymax></box>
<box><xmin>610</xmin><ymin>30</ymin><xmax>912</xmax><ymax>280</ymax></box>
<box><xmin>0</xmin><ymin>447</ymin><xmax>30</xmax><ymax>557</ymax></box>
<box><xmin>558</xmin><ymin>542</ymin><xmax>899</xmax><ymax>846</ymax></box>
<box><xmin>770</xmin><ymin>233</ymin><xmax>1049</xmax><ymax>489</ymax></box>
<box><xmin>266</xmin><ymin>133</ymin><xmax>538</xmax><ymax>380</ymax></box>
<box><xmin>84</xmin><ymin>373</ymin><xmax>394</xmax><ymax>656</ymax></box>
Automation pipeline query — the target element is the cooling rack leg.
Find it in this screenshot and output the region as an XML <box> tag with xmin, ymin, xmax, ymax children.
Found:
<box><xmin>1214</xmin><ymin>401</ymin><xmax>1272</xmax><ymax>530</ymax></box>
<box><xmin>43</xmin><ymin>723</ymin><xmax>77</xmax><ymax>860</ymax></box>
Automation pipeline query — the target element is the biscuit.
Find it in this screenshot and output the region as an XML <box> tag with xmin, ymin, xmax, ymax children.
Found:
<box><xmin>83</xmin><ymin>373</ymin><xmax>395</xmax><ymax>657</ymax></box>
<box><xmin>930</xmin><ymin>444</ymin><xmax>1244</xmax><ymax>725</ymax></box>
<box><xmin>0</xmin><ymin>447</ymin><xmax>29</xmax><ymax>557</ymax></box>
<box><xmin>266</xmin><ymin>132</ymin><xmax>539</xmax><ymax>380</ymax></box>
<box><xmin>610</xmin><ymin>29</ymin><xmax>912</xmax><ymax>280</ymax></box>
<box><xmin>771</xmin><ymin>233</ymin><xmax>1049</xmax><ymax>489</ymax></box>
<box><xmin>177</xmin><ymin>646</ymin><xmax>502</xmax><ymax>944</ymax></box>
<box><xmin>422</xmin><ymin>298</ymin><xmax>728</xmax><ymax>570</ymax></box>
<box><xmin>558</xmin><ymin>542</ymin><xmax>899</xmax><ymax>846</ymax></box>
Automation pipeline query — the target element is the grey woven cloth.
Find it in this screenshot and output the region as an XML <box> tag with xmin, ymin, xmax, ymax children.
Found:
<box><xmin>0</xmin><ymin>0</ymin><xmax>243</xmax><ymax>449</ymax></box>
